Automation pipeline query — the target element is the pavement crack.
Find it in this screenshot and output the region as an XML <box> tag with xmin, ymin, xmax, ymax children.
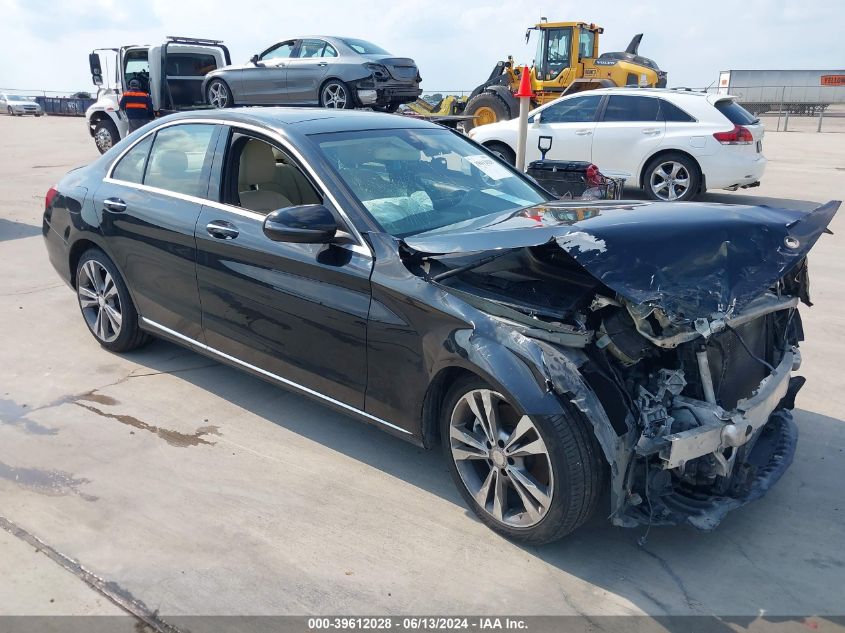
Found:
<box><xmin>0</xmin><ymin>515</ymin><xmax>183</xmax><ymax>633</ymax></box>
<box><xmin>0</xmin><ymin>283</ymin><xmax>65</xmax><ymax>297</ymax></box>
<box><xmin>637</xmin><ymin>545</ymin><xmax>701</xmax><ymax>613</ymax></box>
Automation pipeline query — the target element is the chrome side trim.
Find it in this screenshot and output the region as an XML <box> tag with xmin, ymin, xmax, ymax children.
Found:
<box><xmin>140</xmin><ymin>317</ymin><xmax>411</xmax><ymax>436</ymax></box>
<box><xmin>104</xmin><ymin>117</ymin><xmax>372</xmax><ymax>254</ymax></box>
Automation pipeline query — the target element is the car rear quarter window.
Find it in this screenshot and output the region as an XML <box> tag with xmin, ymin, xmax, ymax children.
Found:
<box><xmin>143</xmin><ymin>124</ymin><xmax>217</xmax><ymax>198</ymax></box>
<box><xmin>659</xmin><ymin>99</ymin><xmax>696</xmax><ymax>122</ymax></box>
<box><xmin>540</xmin><ymin>95</ymin><xmax>602</xmax><ymax>123</ymax></box>
<box><xmin>715</xmin><ymin>99</ymin><xmax>758</xmax><ymax>125</ymax></box>
<box><xmin>601</xmin><ymin>95</ymin><xmax>660</xmax><ymax>122</ymax></box>
<box><xmin>112</xmin><ymin>135</ymin><xmax>153</xmax><ymax>184</ymax></box>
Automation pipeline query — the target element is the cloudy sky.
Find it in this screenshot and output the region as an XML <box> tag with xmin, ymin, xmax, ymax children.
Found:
<box><xmin>0</xmin><ymin>0</ymin><xmax>843</xmax><ymax>95</ymax></box>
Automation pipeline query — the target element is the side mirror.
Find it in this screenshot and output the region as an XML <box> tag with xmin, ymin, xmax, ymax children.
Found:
<box><xmin>263</xmin><ymin>204</ymin><xmax>338</xmax><ymax>243</ymax></box>
<box><xmin>250</xmin><ymin>54</ymin><xmax>260</xmax><ymax>65</ymax></box>
<box><xmin>89</xmin><ymin>53</ymin><xmax>103</xmax><ymax>86</ymax></box>
<box><xmin>531</xmin><ymin>112</ymin><xmax>543</xmax><ymax>128</ymax></box>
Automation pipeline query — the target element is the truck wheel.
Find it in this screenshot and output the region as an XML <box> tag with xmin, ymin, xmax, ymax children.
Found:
<box><xmin>93</xmin><ymin>119</ymin><xmax>119</xmax><ymax>154</ymax></box>
<box><xmin>441</xmin><ymin>374</ymin><xmax>604</xmax><ymax>544</ymax></box>
<box><xmin>7</xmin><ymin>106</ymin><xmax>13</xmax><ymax>116</ymax></box>
<box><xmin>206</xmin><ymin>79</ymin><xmax>233</xmax><ymax>108</ymax></box>
<box><xmin>320</xmin><ymin>80</ymin><xmax>352</xmax><ymax>109</ymax></box>
<box><xmin>643</xmin><ymin>152</ymin><xmax>701</xmax><ymax>202</ymax></box>
<box><xmin>484</xmin><ymin>142</ymin><xmax>515</xmax><ymax>165</ymax></box>
<box><xmin>463</xmin><ymin>93</ymin><xmax>511</xmax><ymax>133</ymax></box>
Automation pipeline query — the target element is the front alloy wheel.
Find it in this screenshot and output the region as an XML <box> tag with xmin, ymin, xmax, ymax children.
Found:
<box><xmin>449</xmin><ymin>389</ymin><xmax>554</xmax><ymax>527</ymax></box>
<box><xmin>77</xmin><ymin>260</ymin><xmax>122</xmax><ymax>343</ymax></box>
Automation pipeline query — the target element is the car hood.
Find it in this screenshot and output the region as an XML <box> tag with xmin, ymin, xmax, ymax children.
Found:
<box><xmin>402</xmin><ymin>199</ymin><xmax>840</xmax><ymax>320</ymax></box>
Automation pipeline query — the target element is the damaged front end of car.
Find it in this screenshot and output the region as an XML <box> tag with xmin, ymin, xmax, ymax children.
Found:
<box><xmin>403</xmin><ymin>199</ymin><xmax>839</xmax><ymax>530</ymax></box>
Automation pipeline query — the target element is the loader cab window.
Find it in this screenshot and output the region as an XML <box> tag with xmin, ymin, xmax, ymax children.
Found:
<box><xmin>537</xmin><ymin>28</ymin><xmax>571</xmax><ymax>80</ymax></box>
<box><xmin>578</xmin><ymin>30</ymin><xmax>595</xmax><ymax>59</ymax></box>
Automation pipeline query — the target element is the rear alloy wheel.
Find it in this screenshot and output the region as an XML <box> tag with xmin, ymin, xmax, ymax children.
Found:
<box><xmin>644</xmin><ymin>153</ymin><xmax>700</xmax><ymax>202</ymax></box>
<box><xmin>206</xmin><ymin>79</ymin><xmax>233</xmax><ymax>108</ymax></box>
<box><xmin>320</xmin><ymin>81</ymin><xmax>351</xmax><ymax>109</ymax></box>
<box><xmin>484</xmin><ymin>142</ymin><xmax>516</xmax><ymax>166</ymax></box>
<box><xmin>442</xmin><ymin>376</ymin><xmax>604</xmax><ymax>544</ymax></box>
<box><xmin>76</xmin><ymin>249</ymin><xmax>149</xmax><ymax>352</ymax></box>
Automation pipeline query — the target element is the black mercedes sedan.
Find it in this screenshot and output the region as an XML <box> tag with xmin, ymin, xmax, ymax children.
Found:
<box><xmin>43</xmin><ymin>108</ymin><xmax>838</xmax><ymax>543</ymax></box>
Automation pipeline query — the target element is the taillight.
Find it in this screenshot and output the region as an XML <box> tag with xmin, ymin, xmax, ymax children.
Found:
<box><xmin>45</xmin><ymin>185</ymin><xmax>59</xmax><ymax>210</ymax></box>
<box><xmin>713</xmin><ymin>125</ymin><xmax>754</xmax><ymax>145</ymax></box>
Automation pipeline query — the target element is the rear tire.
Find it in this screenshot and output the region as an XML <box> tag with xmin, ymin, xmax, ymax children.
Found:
<box><xmin>76</xmin><ymin>249</ymin><xmax>150</xmax><ymax>353</ymax></box>
<box><xmin>320</xmin><ymin>80</ymin><xmax>353</xmax><ymax>109</ymax></box>
<box><xmin>484</xmin><ymin>142</ymin><xmax>516</xmax><ymax>166</ymax></box>
<box><xmin>441</xmin><ymin>374</ymin><xmax>604</xmax><ymax>544</ymax></box>
<box><xmin>206</xmin><ymin>79</ymin><xmax>233</xmax><ymax>109</ymax></box>
<box><xmin>92</xmin><ymin>119</ymin><xmax>119</xmax><ymax>154</ymax></box>
<box><xmin>643</xmin><ymin>152</ymin><xmax>701</xmax><ymax>202</ymax></box>
<box><xmin>463</xmin><ymin>92</ymin><xmax>511</xmax><ymax>133</ymax></box>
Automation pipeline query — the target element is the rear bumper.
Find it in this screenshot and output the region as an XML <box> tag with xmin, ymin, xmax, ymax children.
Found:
<box><xmin>352</xmin><ymin>78</ymin><xmax>421</xmax><ymax>106</ymax></box>
<box><xmin>701</xmin><ymin>150</ymin><xmax>767</xmax><ymax>190</ymax></box>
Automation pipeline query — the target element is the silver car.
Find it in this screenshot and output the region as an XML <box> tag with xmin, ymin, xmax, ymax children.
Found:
<box><xmin>202</xmin><ymin>36</ymin><xmax>422</xmax><ymax>112</ymax></box>
<box><xmin>1</xmin><ymin>94</ymin><xmax>43</xmax><ymax>116</ymax></box>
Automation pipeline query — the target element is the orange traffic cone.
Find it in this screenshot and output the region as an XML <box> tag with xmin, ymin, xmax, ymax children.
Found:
<box><xmin>515</xmin><ymin>65</ymin><xmax>534</xmax><ymax>98</ymax></box>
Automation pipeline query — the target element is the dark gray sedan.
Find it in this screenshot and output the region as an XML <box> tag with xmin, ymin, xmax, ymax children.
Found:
<box><xmin>202</xmin><ymin>36</ymin><xmax>421</xmax><ymax>112</ymax></box>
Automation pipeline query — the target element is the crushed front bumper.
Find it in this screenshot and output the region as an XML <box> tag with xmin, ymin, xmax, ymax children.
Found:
<box><xmin>661</xmin><ymin>350</ymin><xmax>795</xmax><ymax>471</ymax></box>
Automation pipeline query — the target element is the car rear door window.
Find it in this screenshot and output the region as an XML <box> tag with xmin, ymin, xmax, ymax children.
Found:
<box><xmin>540</xmin><ymin>95</ymin><xmax>602</xmax><ymax>123</ymax></box>
<box><xmin>601</xmin><ymin>95</ymin><xmax>660</xmax><ymax>122</ymax></box>
<box><xmin>111</xmin><ymin>135</ymin><xmax>153</xmax><ymax>184</ymax></box>
<box><xmin>297</xmin><ymin>39</ymin><xmax>328</xmax><ymax>58</ymax></box>
<box><xmin>715</xmin><ymin>99</ymin><xmax>758</xmax><ymax>125</ymax></box>
<box><xmin>143</xmin><ymin>124</ymin><xmax>217</xmax><ymax>198</ymax></box>
<box><xmin>659</xmin><ymin>99</ymin><xmax>696</xmax><ymax>122</ymax></box>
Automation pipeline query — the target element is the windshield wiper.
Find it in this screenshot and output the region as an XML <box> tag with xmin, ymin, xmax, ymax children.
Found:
<box><xmin>431</xmin><ymin>248</ymin><xmax>519</xmax><ymax>282</ymax></box>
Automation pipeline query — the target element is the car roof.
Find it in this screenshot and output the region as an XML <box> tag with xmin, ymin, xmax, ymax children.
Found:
<box><xmin>166</xmin><ymin>107</ymin><xmax>439</xmax><ymax>135</ymax></box>
<box><xmin>583</xmin><ymin>87</ymin><xmax>713</xmax><ymax>98</ymax></box>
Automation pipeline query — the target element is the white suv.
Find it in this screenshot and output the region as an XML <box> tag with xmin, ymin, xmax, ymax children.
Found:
<box><xmin>468</xmin><ymin>88</ymin><xmax>766</xmax><ymax>202</ymax></box>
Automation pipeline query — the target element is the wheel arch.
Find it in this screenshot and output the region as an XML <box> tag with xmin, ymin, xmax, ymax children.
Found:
<box><xmin>87</xmin><ymin>110</ymin><xmax>120</xmax><ymax>138</ymax></box>
<box><xmin>319</xmin><ymin>76</ymin><xmax>353</xmax><ymax>106</ymax></box>
<box><xmin>67</xmin><ymin>236</ymin><xmax>143</xmax><ymax>316</ymax></box>
<box><xmin>638</xmin><ymin>147</ymin><xmax>703</xmax><ymax>189</ymax></box>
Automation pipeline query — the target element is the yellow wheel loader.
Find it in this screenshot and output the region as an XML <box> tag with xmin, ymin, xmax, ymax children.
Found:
<box><xmin>462</xmin><ymin>21</ymin><xmax>667</xmax><ymax>131</ymax></box>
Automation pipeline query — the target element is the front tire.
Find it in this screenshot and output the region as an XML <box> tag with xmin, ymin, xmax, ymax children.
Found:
<box><xmin>320</xmin><ymin>80</ymin><xmax>352</xmax><ymax>109</ymax></box>
<box><xmin>463</xmin><ymin>92</ymin><xmax>511</xmax><ymax>133</ymax></box>
<box><xmin>92</xmin><ymin>119</ymin><xmax>119</xmax><ymax>154</ymax></box>
<box><xmin>643</xmin><ymin>152</ymin><xmax>701</xmax><ymax>202</ymax></box>
<box><xmin>206</xmin><ymin>79</ymin><xmax>233</xmax><ymax>109</ymax></box>
<box><xmin>7</xmin><ymin>106</ymin><xmax>13</xmax><ymax>116</ymax></box>
<box><xmin>76</xmin><ymin>249</ymin><xmax>149</xmax><ymax>353</ymax></box>
<box><xmin>441</xmin><ymin>375</ymin><xmax>604</xmax><ymax>544</ymax></box>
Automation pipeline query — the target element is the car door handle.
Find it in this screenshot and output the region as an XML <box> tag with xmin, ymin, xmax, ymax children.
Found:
<box><xmin>206</xmin><ymin>220</ymin><xmax>239</xmax><ymax>240</ymax></box>
<box><xmin>641</xmin><ymin>128</ymin><xmax>662</xmax><ymax>135</ymax></box>
<box><xmin>103</xmin><ymin>197</ymin><xmax>126</xmax><ymax>213</ymax></box>
<box><xmin>317</xmin><ymin>62</ymin><xmax>328</xmax><ymax>67</ymax></box>
<box><xmin>575</xmin><ymin>129</ymin><xmax>593</xmax><ymax>136</ymax></box>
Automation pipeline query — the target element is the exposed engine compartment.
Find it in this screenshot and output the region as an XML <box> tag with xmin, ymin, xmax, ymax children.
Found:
<box><xmin>401</xmin><ymin>199</ymin><xmax>839</xmax><ymax>529</ymax></box>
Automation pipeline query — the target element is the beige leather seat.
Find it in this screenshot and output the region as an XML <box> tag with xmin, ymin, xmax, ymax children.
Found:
<box><xmin>238</xmin><ymin>140</ymin><xmax>291</xmax><ymax>213</ymax></box>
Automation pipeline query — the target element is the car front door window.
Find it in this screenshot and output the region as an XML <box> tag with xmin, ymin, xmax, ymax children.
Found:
<box><xmin>261</xmin><ymin>41</ymin><xmax>295</xmax><ymax>62</ymax></box>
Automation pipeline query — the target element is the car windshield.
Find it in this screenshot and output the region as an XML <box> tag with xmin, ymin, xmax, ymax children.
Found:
<box><xmin>313</xmin><ymin>128</ymin><xmax>548</xmax><ymax>237</ymax></box>
<box><xmin>6</xmin><ymin>95</ymin><xmax>26</xmax><ymax>102</ymax></box>
<box><xmin>341</xmin><ymin>38</ymin><xmax>389</xmax><ymax>55</ymax></box>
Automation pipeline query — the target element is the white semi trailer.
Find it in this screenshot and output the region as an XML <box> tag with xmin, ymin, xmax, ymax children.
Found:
<box><xmin>717</xmin><ymin>69</ymin><xmax>845</xmax><ymax>115</ymax></box>
<box><xmin>85</xmin><ymin>36</ymin><xmax>230</xmax><ymax>153</ymax></box>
